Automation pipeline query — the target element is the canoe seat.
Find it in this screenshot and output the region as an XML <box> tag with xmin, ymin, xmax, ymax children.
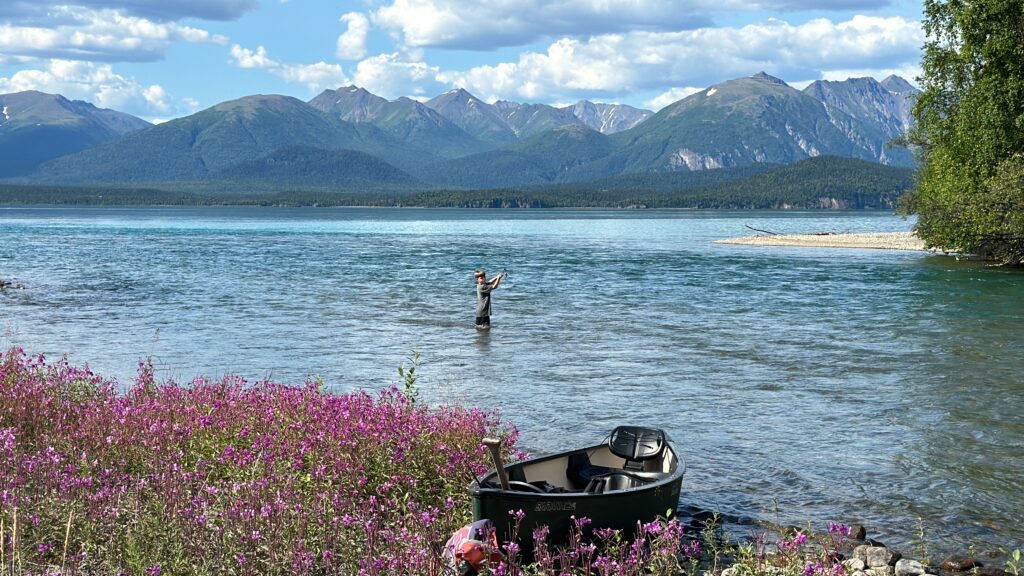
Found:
<box><xmin>584</xmin><ymin>471</ymin><xmax>663</xmax><ymax>494</ymax></box>
<box><xmin>566</xmin><ymin>451</ymin><xmax>614</xmax><ymax>489</ymax></box>
<box><xmin>608</xmin><ymin>426</ymin><xmax>666</xmax><ymax>471</ymax></box>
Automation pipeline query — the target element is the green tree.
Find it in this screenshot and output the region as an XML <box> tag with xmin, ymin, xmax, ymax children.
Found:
<box><xmin>908</xmin><ymin>0</ymin><xmax>1024</xmax><ymax>264</ymax></box>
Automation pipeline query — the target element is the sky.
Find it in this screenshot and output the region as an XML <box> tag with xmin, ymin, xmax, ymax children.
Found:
<box><xmin>0</xmin><ymin>0</ymin><xmax>927</xmax><ymax>122</ymax></box>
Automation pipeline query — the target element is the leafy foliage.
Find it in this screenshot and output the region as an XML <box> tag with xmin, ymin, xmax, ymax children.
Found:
<box><xmin>908</xmin><ymin>0</ymin><xmax>1024</xmax><ymax>264</ymax></box>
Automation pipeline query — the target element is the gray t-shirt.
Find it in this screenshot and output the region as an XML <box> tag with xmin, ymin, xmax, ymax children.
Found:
<box><xmin>476</xmin><ymin>283</ymin><xmax>493</xmax><ymax>318</ymax></box>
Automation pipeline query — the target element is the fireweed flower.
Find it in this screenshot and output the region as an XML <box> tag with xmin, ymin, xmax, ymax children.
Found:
<box><xmin>0</xmin><ymin>349</ymin><xmax>714</xmax><ymax>575</ymax></box>
<box><xmin>0</xmin><ymin>348</ymin><xmax>515</xmax><ymax>575</ymax></box>
<box><xmin>683</xmin><ymin>540</ymin><xmax>702</xmax><ymax>558</ymax></box>
<box><xmin>830</xmin><ymin>522</ymin><xmax>853</xmax><ymax>538</ymax></box>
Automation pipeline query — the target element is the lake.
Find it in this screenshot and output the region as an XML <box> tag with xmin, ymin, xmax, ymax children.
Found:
<box><xmin>2</xmin><ymin>206</ymin><xmax>1022</xmax><ymax>556</ymax></box>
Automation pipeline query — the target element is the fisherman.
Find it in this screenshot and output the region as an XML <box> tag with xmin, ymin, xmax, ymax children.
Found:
<box><xmin>474</xmin><ymin>270</ymin><xmax>505</xmax><ymax>329</ymax></box>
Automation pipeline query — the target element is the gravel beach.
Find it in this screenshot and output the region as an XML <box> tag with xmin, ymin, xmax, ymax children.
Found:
<box><xmin>715</xmin><ymin>231</ymin><xmax>932</xmax><ymax>251</ymax></box>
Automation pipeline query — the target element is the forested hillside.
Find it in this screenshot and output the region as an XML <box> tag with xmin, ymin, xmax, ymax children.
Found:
<box><xmin>0</xmin><ymin>157</ymin><xmax>912</xmax><ymax>209</ymax></box>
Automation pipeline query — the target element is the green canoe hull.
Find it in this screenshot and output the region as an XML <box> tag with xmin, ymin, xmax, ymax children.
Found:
<box><xmin>470</xmin><ymin>434</ymin><xmax>685</xmax><ymax>552</ymax></box>
<box><xmin>473</xmin><ymin>476</ymin><xmax>682</xmax><ymax>548</ymax></box>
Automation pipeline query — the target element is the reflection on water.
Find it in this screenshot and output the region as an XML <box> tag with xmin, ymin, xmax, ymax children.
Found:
<box><xmin>2</xmin><ymin>207</ymin><xmax>1023</xmax><ymax>555</ymax></box>
<box><xmin>474</xmin><ymin>327</ymin><xmax>492</xmax><ymax>352</ymax></box>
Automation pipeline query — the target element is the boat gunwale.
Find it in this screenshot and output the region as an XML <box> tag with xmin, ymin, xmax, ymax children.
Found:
<box><xmin>471</xmin><ymin>439</ymin><xmax>686</xmax><ymax>499</ymax></box>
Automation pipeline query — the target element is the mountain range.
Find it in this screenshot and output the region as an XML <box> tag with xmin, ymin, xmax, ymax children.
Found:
<box><xmin>0</xmin><ymin>91</ymin><xmax>151</xmax><ymax>178</ymax></box>
<box><xmin>1</xmin><ymin>72</ymin><xmax>919</xmax><ymax>192</ymax></box>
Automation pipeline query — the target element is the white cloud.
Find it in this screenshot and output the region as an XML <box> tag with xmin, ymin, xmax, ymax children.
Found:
<box><xmin>221</xmin><ymin>14</ymin><xmax>921</xmax><ymax>110</ymax></box>
<box><xmin>229</xmin><ymin>44</ymin><xmax>276</xmax><ymax>69</ymax></box>
<box><xmin>351</xmin><ymin>52</ymin><xmax>445</xmax><ymax>99</ymax></box>
<box><xmin>436</xmin><ymin>37</ymin><xmax>633</xmax><ymax>102</ymax></box>
<box><xmin>141</xmin><ymin>84</ymin><xmax>170</xmax><ymax>112</ymax></box>
<box><xmin>278</xmin><ymin>61</ymin><xmax>348</xmax><ymax>93</ymax></box>
<box><xmin>433</xmin><ymin>16</ymin><xmax>923</xmax><ymax>103</ymax></box>
<box><xmin>369</xmin><ymin>0</ymin><xmax>891</xmax><ymax>50</ymax></box>
<box><xmin>229</xmin><ymin>44</ymin><xmax>348</xmax><ymax>94</ymax></box>
<box><xmin>0</xmin><ymin>0</ymin><xmax>258</xmax><ymax>22</ymax></box>
<box><xmin>336</xmin><ymin>12</ymin><xmax>370</xmax><ymax>60</ymax></box>
<box><xmin>0</xmin><ymin>59</ymin><xmax>198</xmax><ymax>119</ymax></box>
<box><xmin>372</xmin><ymin>0</ymin><xmax>709</xmax><ymax>49</ymax></box>
<box><xmin>0</xmin><ymin>6</ymin><xmax>225</xmax><ymax>63</ymax></box>
<box><xmin>645</xmin><ymin>87</ymin><xmax>703</xmax><ymax>110</ymax></box>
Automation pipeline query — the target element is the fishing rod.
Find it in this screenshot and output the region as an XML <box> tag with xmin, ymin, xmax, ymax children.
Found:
<box><xmin>497</xmin><ymin>270</ymin><xmax>512</xmax><ymax>288</ymax></box>
<box><xmin>475</xmin><ymin>269</ymin><xmax>512</xmax><ymax>288</ymax></box>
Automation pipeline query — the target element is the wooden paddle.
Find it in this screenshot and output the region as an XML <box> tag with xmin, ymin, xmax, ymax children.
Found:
<box><xmin>482</xmin><ymin>437</ymin><xmax>510</xmax><ymax>490</ymax></box>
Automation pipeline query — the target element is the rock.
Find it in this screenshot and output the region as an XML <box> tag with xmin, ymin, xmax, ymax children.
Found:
<box><xmin>851</xmin><ymin>525</ymin><xmax>867</xmax><ymax>540</ymax></box>
<box><xmin>853</xmin><ymin>571</ymin><xmax>869</xmax><ymax>576</ymax></box>
<box><xmin>856</xmin><ymin>545</ymin><xmax>902</xmax><ymax>568</ymax></box>
<box><xmin>896</xmin><ymin>559</ymin><xmax>926</xmax><ymax>576</ymax></box>
<box><xmin>868</xmin><ymin>567</ymin><xmax>896</xmax><ymax>576</ymax></box>
<box><xmin>941</xmin><ymin>557</ymin><xmax>983</xmax><ymax>572</ymax></box>
<box><xmin>845</xmin><ymin>559</ymin><xmax>867</xmax><ymax>572</ymax></box>
<box><xmin>726</xmin><ymin>566</ymin><xmax>786</xmax><ymax>576</ymax></box>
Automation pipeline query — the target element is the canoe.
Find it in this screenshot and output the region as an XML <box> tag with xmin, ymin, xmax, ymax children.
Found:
<box><xmin>471</xmin><ymin>426</ymin><xmax>685</xmax><ymax>551</ymax></box>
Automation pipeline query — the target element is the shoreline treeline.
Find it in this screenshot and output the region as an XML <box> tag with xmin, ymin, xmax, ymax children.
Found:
<box><xmin>0</xmin><ymin>157</ymin><xmax>912</xmax><ymax>210</ymax></box>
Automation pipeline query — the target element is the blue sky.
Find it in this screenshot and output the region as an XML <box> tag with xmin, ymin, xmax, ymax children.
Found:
<box><xmin>0</xmin><ymin>0</ymin><xmax>926</xmax><ymax>122</ymax></box>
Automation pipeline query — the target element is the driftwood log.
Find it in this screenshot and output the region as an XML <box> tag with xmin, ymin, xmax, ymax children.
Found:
<box><xmin>744</xmin><ymin>225</ymin><xmax>780</xmax><ymax>236</ymax></box>
<box><xmin>743</xmin><ymin>225</ymin><xmax>836</xmax><ymax>236</ymax></box>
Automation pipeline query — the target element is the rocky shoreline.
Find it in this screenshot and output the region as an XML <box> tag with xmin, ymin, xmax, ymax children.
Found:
<box><xmin>841</xmin><ymin>542</ymin><xmax>1009</xmax><ymax>576</ymax></box>
<box><xmin>715</xmin><ymin>523</ymin><xmax>1014</xmax><ymax>576</ymax></box>
<box><xmin>715</xmin><ymin>231</ymin><xmax>935</xmax><ymax>252</ymax></box>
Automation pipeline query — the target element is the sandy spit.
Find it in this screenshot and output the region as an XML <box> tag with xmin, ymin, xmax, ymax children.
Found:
<box><xmin>715</xmin><ymin>231</ymin><xmax>931</xmax><ymax>251</ymax></box>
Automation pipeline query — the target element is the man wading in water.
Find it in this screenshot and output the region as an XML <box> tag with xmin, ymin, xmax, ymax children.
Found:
<box><xmin>474</xmin><ymin>270</ymin><xmax>505</xmax><ymax>329</ymax></box>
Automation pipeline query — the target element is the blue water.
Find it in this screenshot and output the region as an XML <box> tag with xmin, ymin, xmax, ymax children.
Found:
<box><xmin>2</xmin><ymin>207</ymin><xmax>1023</xmax><ymax>556</ymax></box>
